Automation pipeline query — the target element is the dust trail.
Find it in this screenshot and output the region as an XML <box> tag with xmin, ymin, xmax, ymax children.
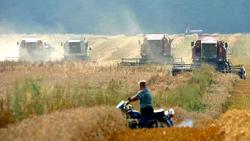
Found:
<box><xmin>177</xmin><ymin>120</ymin><xmax>193</xmax><ymax>127</ymax></box>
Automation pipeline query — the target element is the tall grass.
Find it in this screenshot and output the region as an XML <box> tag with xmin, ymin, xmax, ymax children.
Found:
<box><xmin>0</xmin><ymin>106</ymin><xmax>126</xmax><ymax>141</ymax></box>
<box><xmin>0</xmin><ymin>63</ymin><xmax>215</xmax><ymax>127</ymax></box>
<box><xmin>154</xmin><ymin>64</ymin><xmax>214</xmax><ymax>112</ymax></box>
<box><xmin>0</xmin><ymin>61</ymin><xmax>221</xmax><ymax>129</ymax></box>
<box><xmin>225</xmin><ymin>66</ymin><xmax>250</xmax><ymax>110</ymax></box>
<box><xmin>0</xmin><ymin>62</ymin><xmax>176</xmax><ymax>127</ymax></box>
<box><xmin>0</xmin><ymin>78</ymin><xmax>134</xmax><ymax>126</ymax></box>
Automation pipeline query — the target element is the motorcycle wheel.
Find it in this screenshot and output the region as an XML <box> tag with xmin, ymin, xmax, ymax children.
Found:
<box><xmin>128</xmin><ymin>120</ymin><xmax>139</xmax><ymax>129</ymax></box>
<box><xmin>165</xmin><ymin>119</ymin><xmax>174</xmax><ymax>127</ymax></box>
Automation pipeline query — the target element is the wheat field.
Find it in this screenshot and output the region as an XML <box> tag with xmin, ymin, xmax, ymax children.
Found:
<box><xmin>0</xmin><ymin>34</ymin><xmax>250</xmax><ymax>141</ymax></box>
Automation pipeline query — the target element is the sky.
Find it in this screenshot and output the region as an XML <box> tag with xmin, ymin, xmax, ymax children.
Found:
<box><xmin>0</xmin><ymin>0</ymin><xmax>250</xmax><ymax>34</ymax></box>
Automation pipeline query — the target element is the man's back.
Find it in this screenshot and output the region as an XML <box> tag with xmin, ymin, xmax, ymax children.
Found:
<box><xmin>136</xmin><ymin>88</ymin><xmax>153</xmax><ymax>109</ymax></box>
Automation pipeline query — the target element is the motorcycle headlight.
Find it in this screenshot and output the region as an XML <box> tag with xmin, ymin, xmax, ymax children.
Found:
<box><xmin>116</xmin><ymin>100</ymin><xmax>125</xmax><ymax>109</ymax></box>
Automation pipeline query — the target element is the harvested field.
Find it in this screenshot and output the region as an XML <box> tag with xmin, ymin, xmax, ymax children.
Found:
<box><xmin>218</xmin><ymin>65</ymin><xmax>250</xmax><ymax>141</ymax></box>
<box><xmin>220</xmin><ymin>109</ymin><xmax>250</xmax><ymax>141</ymax></box>
<box><xmin>111</xmin><ymin>127</ymin><xmax>222</xmax><ymax>141</ymax></box>
<box><xmin>227</xmin><ymin>65</ymin><xmax>250</xmax><ymax>110</ymax></box>
<box><xmin>0</xmin><ymin>34</ymin><xmax>250</xmax><ymax>141</ymax></box>
<box><xmin>0</xmin><ymin>62</ymin><xmax>239</xmax><ymax>141</ymax></box>
<box><xmin>1</xmin><ymin>34</ymin><xmax>250</xmax><ymax>64</ymax></box>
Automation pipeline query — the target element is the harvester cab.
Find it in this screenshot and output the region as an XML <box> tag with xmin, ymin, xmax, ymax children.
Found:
<box><xmin>141</xmin><ymin>34</ymin><xmax>174</xmax><ymax>64</ymax></box>
<box><xmin>18</xmin><ymin>37</ymin><xmax>52</xmax><ymax>61</ymax></box>
<box><xmin>172</xmin><ymin>35</ymin><xmax>246</xmax><ymax>79</ymax></box>
<box><xmin>191</xmin><ymin>36</ymin><xmax>231</xmax><ymax>71</ymax></box>
<box><xmin>62</xmin><ymin>39</ymin><xmax>90</xmax><ymax>61</ymax></box>
<box><xmin>120</xmin><ymin>34</ymin><xmax>173</xmax><ymax>66</ymax></box>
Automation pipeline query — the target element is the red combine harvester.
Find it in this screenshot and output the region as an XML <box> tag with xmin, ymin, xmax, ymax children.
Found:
<box><xmin>172</xmin><ymin>35</ymin><xmax>246</xmax><ymax>79</ymax></box>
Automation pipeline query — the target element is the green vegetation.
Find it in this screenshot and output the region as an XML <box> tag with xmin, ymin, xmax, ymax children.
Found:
<box><xmin>0</xmin><ymin>64</ymin><xmax>216</xmax><ymax>127</ymax></box>
<box><xmin>0</xmin><ymin>60</ymin><xmax>220</xmax><ymax>129</ymax></box>
<box><xmin>0</xmin><ymin>78</ymin><xmax>134</xmax><ymax>126</ymax></box>
<box><xmin>225</xmin><ymin>67</ymin><xmax>250</xmax><ymax>110</ymax></box>
<box><xmin>155</xmin><ymin>65</ymin><xmax>214</xmax><ymax>112</ymax></box>
<box><xmin>0</xmin><ymin>62</ymin><xmax>175</xmax><ymax>127</ymax></box>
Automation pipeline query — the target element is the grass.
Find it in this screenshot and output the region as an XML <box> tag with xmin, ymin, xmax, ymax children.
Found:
<box><xmin>1</xmin><ymin>77</ymin><xmax>133</xmax><ymax>125</ymax></box>
<box><xmin>0</xmin><ymin>61</ymin><xmax>176</xmax><ymax>127</ymax></box>
<box><xmin>167</xmin><ymin>84</ymin><xmax>205</xmax><ymax>111</ymax></box>
<box><xmin>0</xmin><ymin>33</ymin><xmax>249</xmax><ymax>140</ymax></box>
<box><xmin>0</xmin><ymin>63</ymin><xmax>217</xmax><ymax>127</ymax></box>
<box><xmin>154</xmin><ymin>64</ymin><xmax>214</xmax><ymax>112</ymax></box>
<box><xmin>0</xmin><ymin>62</ymin><xmax>217</xmax><ymax>128</ymax></box>
<box><xmin>225</xmin><ymin>65</ymin><xmax>250</xmax><ymax>110</ymax></box>
<box><xmin>217</xmin><ymin>64</ymin><xmax>250</xmax><ymax>141</ymax></box>
<box><xmin>0</xmin><ymin>106</ymin><xmax>126</xmax><ymax>141</ymax></box>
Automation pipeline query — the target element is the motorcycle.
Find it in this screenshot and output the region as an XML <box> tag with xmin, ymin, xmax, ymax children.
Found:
<box><xmin>116</xmin><ymin>100</ymin><xmax>175</xmax><ymax>129</ymax></box>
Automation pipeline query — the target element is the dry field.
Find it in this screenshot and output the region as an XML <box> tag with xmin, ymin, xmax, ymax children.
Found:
<box><xmin>0</xmin><ymin>62</ymin><xmax>195</xmax><ymax>141</ymax></box>
<box><xmin>0</xmin><ymin>34</ymin><xmax>250</xmax><ymax>141</ymax></box>
<box><xmin>218</xmin><ymin>65</ymin><xmax>250</xmax><ymax>141</ymax></box>
<box><xmin>1</xmin><ymin>33</ymin><xmax>249</xmax><ymax>64</ymax></box>
<box><xmin>0</xmin><ymin>34</ymin><xmax>142</xmax><ymax>64</ymax></box>
<box><xmin>0</xmin><ymin>61</ymin><xmax>240</xmax><ymax>141</ymax></box>
<box><xmin>0</xmin><ymin>61</ymin><xmax>191</xmax><ymax>126</ymax></box>
<box><xmin>111</xmin><ymin>127</ymin><xmax>222</xmax><ymax>141</ymax></box>
<box><xmin>0</xmin><ymin>106</ymin><xmax>126</xmax><ymax>141</ymax></box>
<box><xmin>110</xmin><ymin>64</ymin><xmax>250</xmax><ymax>141</ymax></box>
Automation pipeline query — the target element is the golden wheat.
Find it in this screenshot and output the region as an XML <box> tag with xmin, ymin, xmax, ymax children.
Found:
<box><xmin>0</xmin><ymin>106</ymin><xmax>126</xmax><ymax>141</ymax></box>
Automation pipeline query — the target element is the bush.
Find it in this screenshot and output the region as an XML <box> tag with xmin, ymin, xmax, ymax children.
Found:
<box><xmin>8</xmin><ymin>78</ymin><xmax>44</xmax><ymax>122</ymax></box>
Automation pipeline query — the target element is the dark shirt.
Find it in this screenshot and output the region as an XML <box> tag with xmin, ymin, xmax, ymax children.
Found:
<box><xmin>135</xmin><ymin>88</ymin><xmax>153</xmax><ymax>109</ymax></box>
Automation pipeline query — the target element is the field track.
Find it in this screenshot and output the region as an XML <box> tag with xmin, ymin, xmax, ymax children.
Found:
<box><xmin>110</xmin><ymin>64</ymin><xmax>250</xmax><ymax>141</ymax></box>
<box><xmin>229</xmin><ymin>65</ymin><xmax>250</xmax><ymax>109</ymax></box>
<box><xmin>219</xmin><ymin>65</ymin><xmax>250</xmax><ymax>141</ymax></box>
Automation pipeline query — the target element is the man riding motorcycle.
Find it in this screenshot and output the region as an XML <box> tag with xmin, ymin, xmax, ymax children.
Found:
<box><xmin>126</xmin><ymin>80</ymin><xmax>154</xmax><ymax>127</ymax></box>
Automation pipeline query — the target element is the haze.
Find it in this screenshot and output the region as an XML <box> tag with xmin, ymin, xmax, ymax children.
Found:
<box><xmin>0</xmin><ymin>0</ymin><xmax>249</xmax><ymax>34</ymax></box>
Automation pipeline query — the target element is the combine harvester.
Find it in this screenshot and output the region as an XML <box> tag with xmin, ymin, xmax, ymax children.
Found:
<box><xmin>62</xmin><ymin>39</ymin><xmax>90</xmax><ymax>61</ymax></box>
<box><xmin>121</xmin><ymin>34</ymin><xmax>174</xmax><ymax>65</ymax></box>
<box><xmin>172</xmin><ymin>35</ymin><xmax>246</xmax><ymax>79</ymax></box>
<box><xmin>17</xmin><ymin>37</ymin><xmax>55</xmax><ymax>62</ymax></box>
